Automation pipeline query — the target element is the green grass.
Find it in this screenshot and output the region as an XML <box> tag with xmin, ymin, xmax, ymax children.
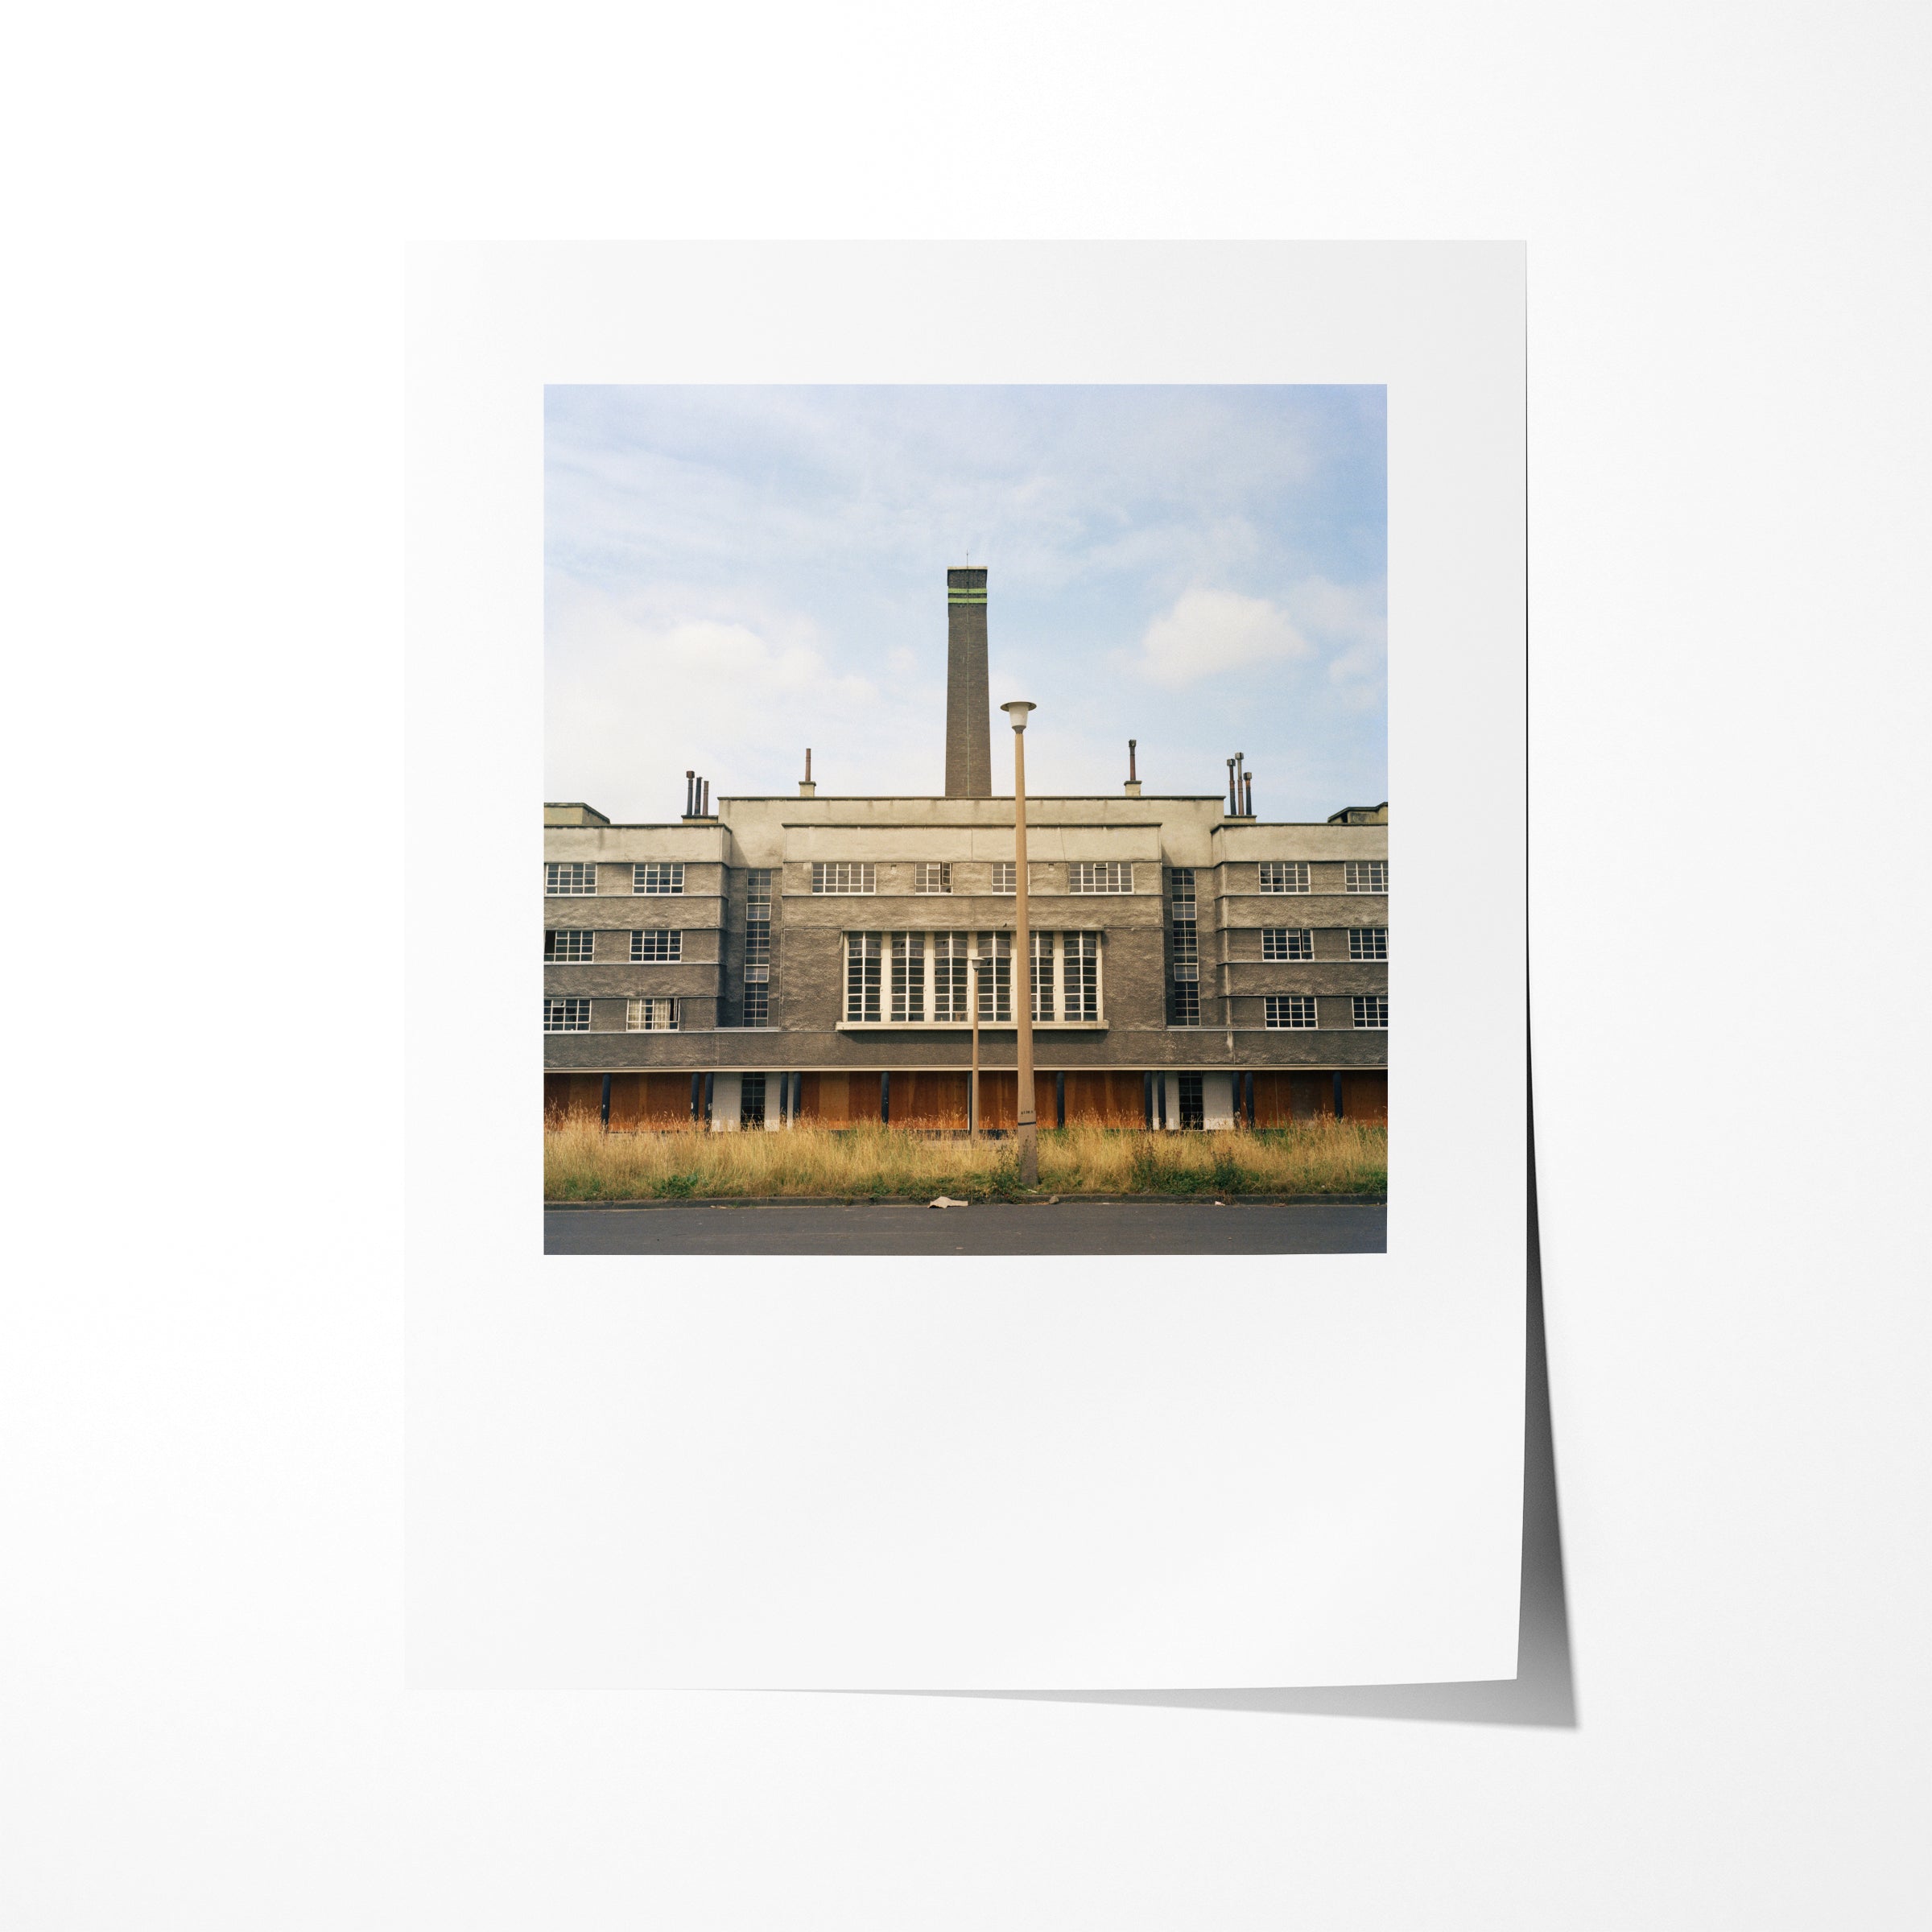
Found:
<box><xmin>543</xmin><ymin>1117</ymin><xmax>1387</xmax><ymax>1202</ymax></box>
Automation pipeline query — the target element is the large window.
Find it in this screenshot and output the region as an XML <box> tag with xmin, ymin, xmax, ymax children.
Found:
<box><xmin>1070</xmin><ymin>861</ymin><xmax>1133</xmax><ymax>894</ymax></box>
<box><xmin>626</xmin><ymin>997</ymin><xmax>677</xmax><ymax>1031</ymax></box>
<box><xmin>1262</xmin><ymin>927</ymin><xmax>1314</xmax><ymax>961</ymax></box>
<box><xmin>546</xmin><ymin>862</ymin><xmax>595</xmax><ymax>896</ymax></box>
<box><xmin>1348</xmin><ymin>926</ymin><xmax>1389</xmax><ymax>960</ymax></box>
<box><xmin>813</xmin><ymin>862</ymin><xmax>876</xmax><ymax>895</ymax></box>
<box><xmin>1170</xmin><ymin>919</ymin><xmax>1199</xmax><ymax>981</ymax></box>
<box><xmin>988</xmin><ymin>861</ymin><xmax>1015</xmax><ymax>895</ymax></box>
<box><xmin>1265</xmin><ymin>994</ymin><xmax>1318</xmax><ymax>1029</ymax></box>
<box><xmin>543</xmin><ymin>997</ymin><xmax>591</xmax><ymax>1031</ymax></box>
<box><xmin>891</xmin><ymin>931</ymin><xmax>925</xmax><ymax>1022</ymax></box>
<box><xmin>1259</xmin><ymin>861</ymin><xmax>1310</xmax><ymax>894</ymax></box>
<box><xmin>976</xmin><ymin>932</ymin><xmax>1010</xmax><ymax>1021</ymax></box>
<box><xmin>1352</xmin><ymin>994</ymin><xmax>1389</xmax><ymax>1030</ymax></box>
<box><xmin>545</xmin><ymin>929</ymin><xmax>593</xmax><ymax>962</ymax></box>
<box><xmin>1030</xmin><ymin>931</ymin><xmax>1053</xmax><ymax>1022</ymax></box>
<box><xmin>1064</xmin><ymin>931</ymin><xmax>1100</xmax><ymax>1021</ymax></box>
<box><xmin>845</xmin><ymin>931</ymin><xmax>882</xmax><ymax>1021</ymax></box>
<box><xmin>630</xmin><ymin>929</ymin><xmax>682</xmax><ymax>962</ymax></box>
<box><xmin>914</xmin><ymin>863</ymin><xmax>951</xmax><ymax>894</ymax></box>
<box><xmin>741</xmin><ymin>983</ymin><xmax>769</xmax><ymax>1026</ymax></box>
<box><xmin>1344</xmin><ymin>861</ymin><xmax>1388</xmax><ymax>894</ymax></box>
<box><xmin>633</xmin><ymin>863</ymin><xmax>684</xmax><ymax>894</ymax></box>
<box><xmin>1178</xmin><ymin>1073</ymin><xmax>1204</xmax><ymax>1129</ymax></box>
<box><xmin>743</xmin><ymin>870</ymin><xmax>771</xmax><ymax>1005</ymax></box>
<box><xmin>1170</xmin><ymin>980</ymin><xmax>1199</xmax><ymax>1026</ymax></box>
<box><xmin>934</xmin><ymin>931</ymin><xmax>970</xmax><ymax>1021</ymax></box>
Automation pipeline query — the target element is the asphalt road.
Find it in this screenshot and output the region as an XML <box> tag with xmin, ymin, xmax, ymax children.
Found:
<box><xmin>544</xmin><ymin>1199</ymin><xmax>1385</xmax><ymax>1256</ymax></box>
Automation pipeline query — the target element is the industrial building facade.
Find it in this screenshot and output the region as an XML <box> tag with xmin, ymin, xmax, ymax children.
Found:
<box><xmin>543</xmin><ymin>569</ymin><xmax>1388</xmax><ymax>1133</ymax></box>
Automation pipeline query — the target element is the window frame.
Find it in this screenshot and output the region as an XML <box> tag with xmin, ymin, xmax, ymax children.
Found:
<box><xmin>1265</xmin><ymin>993</ymin><xmax>1319</xmax><ymax>1030</ymax></box>
<box><xmin>812</xmin><ymin>862</ymin><xmax>877</xmax><ymax>896</ymax></box>
<box><xmin>629</xmin><ymin>928</ymin><xmax>683</xmax><ymax>963</ymax></box>
<box><xmin>1348</xmin><ymin>925</ymin><xmax>1389</xmax><ymax>960</ymax></box>
<box><xmin>625</xmin><ymin>996</ymin><xmax>679</xmax><ymax>1032</ymax></box>
<box><xmin>543</xmin><ymin>997</ymin><xmax>592</xmax><ymax>1032</ymax></box>
<box><xmin>913</xmin><ymin>862</ymin><xmax>952</xmax><ymax>894</ymax></box>
<box><xmin>1351</xmin><ymin>993</ymin><xmax>1389</xmax><ymax>1030</ymax></box>
<box><xmin>1258</xmin><ymin>861</ymin><xmax>1311</xmax><ymax>895</ymax></box>
<box><xmin>544</xmin><ymin>861</ymin><xmax>597</xmax><ymax>897</ymax></box>
<box><xmin>632</xmin><ymin>862</ymin><xmax>686</xmax><ymax>895</ymax></box>
<box><xmin>1069</xmin><ymin>861</ymin><xmax>1133</xmax><ymax>894</ymax></box>
<box><xmin>1344</xmin><ymin>861</ymin><xmax>1388</xmax><ymax>894</ymax></box>
<box><xmin>544</xmin><ymin>928</ymin><xmax>595</xmax><ymax>964</ymax></box>
<box><xmin>1261</xmin><ymin>927</ymin><xmax>1315</xmax><ymax>962</ymax></box>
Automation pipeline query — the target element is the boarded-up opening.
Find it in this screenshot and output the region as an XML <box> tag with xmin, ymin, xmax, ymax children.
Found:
<box><xmin>543</xmin><ymin>1072</ymin><xmax>605</xmax><ymax>1125</ymax></box>
<box><xmin>1061</xmin><ymin>1069</ymin><xmax>1147</xmax><ymax>1128</ymax></box>
<box><xmin>1340</xmin><ymin>1070</ymin><xmax>1388</xmax><ymax>1122</ymax></box>
<box><xmin>607</xmin><ymin>1071</ymin><xmax>696</xmax><ymax>1130</ymax></box>
<box><xmin>891</xmin><ymin>1071</ymin><xmax>970</xmax><ymax>1129</ymax></box>
<box><xmin>972</xmin><ymin>1070</ymin><xmax>1018</xmax><ymax>1131</ymax></box>
<box><xmin>1253</xmin><ymin>1071</ymin><xmax>1335</xmax><ymax>1125</ymax></box>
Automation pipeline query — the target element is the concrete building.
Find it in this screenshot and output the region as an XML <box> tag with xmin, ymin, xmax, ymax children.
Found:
<box><xmin>544</xmin><ymin>569</ymin><xmax>1388</xmax><ymax>1133</ymax></box>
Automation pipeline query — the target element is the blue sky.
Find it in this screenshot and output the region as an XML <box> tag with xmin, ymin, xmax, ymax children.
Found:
<box><xmin>545</xmin><ymin>386</ymin><xmax>1385</xmax><ymax>822</ymax></box>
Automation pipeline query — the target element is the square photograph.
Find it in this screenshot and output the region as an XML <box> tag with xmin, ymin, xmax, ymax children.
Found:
<box><xmin>542</xmin><ymin>384</ymin><xmax>1387</xmax><ymax>1253</ymax></box>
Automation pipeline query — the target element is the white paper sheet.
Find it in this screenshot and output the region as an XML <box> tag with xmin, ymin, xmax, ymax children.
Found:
<box><xmin>406</xmin><ymin>242</ymin><xmax>1525</xmax><ymax>1687</ymax></box>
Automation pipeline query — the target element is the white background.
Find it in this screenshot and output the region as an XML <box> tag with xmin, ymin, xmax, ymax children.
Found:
<box><xmin>408</xmin><ymin>242</ymin><xmax>1525</xmax><ymax>1690</ymax></box>
<box><xmin>6</xmin><ymin>2</ymin><xmax>1927</xmax><ymax>1926</ymax></box>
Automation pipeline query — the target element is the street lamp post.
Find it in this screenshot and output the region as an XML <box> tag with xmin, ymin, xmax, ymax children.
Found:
<box><xmin>1001</xmin><ymin>700</ymin><xmax>1038</xmax><ymax>1187</ymax></box>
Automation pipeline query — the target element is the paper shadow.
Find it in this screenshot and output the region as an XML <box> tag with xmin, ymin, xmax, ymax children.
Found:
<box><xmin>883</xmin><ymin>1074</ymin><xmax>1576</xmax><ymax>1728</ymax></box>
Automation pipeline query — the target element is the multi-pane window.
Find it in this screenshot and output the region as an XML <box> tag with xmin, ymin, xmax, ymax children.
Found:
<box><xmin>1030</xmin><ymin>931</ymin><xmax>1053</xmax><ymax>1022</ymax></box>
<box><xmin>741</xmin><ymin>983</ymin><xmax>769</xmax><ymax>1026</ymax></box>
<box><xmin>633</xmin><ymin>863</ymin><xmax>684</xmax><ymax>894</ymax></box>
<box><xmin>1259</xmin><ymin>861</ymin><xmax>1311</xmax><ymax>894</ymax></box>
<box><xmin>743</xmin><ymin>869</ymin><xmax>772</xmax><ymax>989</ymax></box>
<box><xmin>626</xmin><ymin>997</ymin><xmax>677</xmax><ymax>1032</ymax></box>
<box><xmin>988</xmin><ymin>861</ymin><xmax>1015</xmax><ymax>895</ymax></box>
<box><xmin>1352</xmin><ymin>994</ymin><xmax>1389</xmax><ymax>1030</ymax></box>
<box><xmin>1070</xmin><ymin>861</ymin><xmax>1133</xmax><ymax>894</ymax></box>
<box><xmin>1064</xmin><ymin>931</ymin><xmax>1100</xmax><ymax>1021</ymax></box>
<box><xmin>1265</xmin><ymin>994</ymin><xmax>1318</xmax><ymax>1029</ymax></box>
<box><xmin>740</xmin><ymin>1071</ymin><xmax>766</xmax><ymax>1127</ymax></box>
<box><xmin>543</xmin><ymin>997</ymin><xmax>591</xmax><ymax>1032</ymax></box>
<box><xmin>1170</xmin><ymin>980</ymin><xmax>1199</xmax><ymax>1026</ymax></box>
<box><xmin>545</xmin><ymin>929</ymin><xmax>593</xmax><ymax>962</ymax></box>
<box><xmin>546</xmin><ymin>862</ymin><xmax>595</xmax><ymax>896</ymax></box>
<box><xmin>891</xmin><ymin>932</ymin><xmax>925</xmax><ymax>1022</ymax></box>
<box><xmin>1348</xmin><ymin>926</ymin><xmax>1389</xmax><ymax>960</ymax></box>
<box><xmin>1170</xmin><ymin>919</ymin><xmax>1199</xmax><ymax>980</ymax></box>
<box><xmin>914</xmin><ymin>863</ymin><xmax>951</xmax><ymax>894</ymax></box>
<box><xmin>1262</xmin><ymin>927</ymin><xmax>1314</xmax><ymax>961</ymax></box>
<box><xmin>845</xmin><ymin>931</ymin><xmax>882</xmax><ymax>1021</ymax></box>
<box><xmin>933</xmin><ymin>931</ymin><xmax>970</xmax><ymax>1021</ymax></box>
<box><xmin>630</xmin><ymin>929</ymin><xmax>682</xmax><ymax>962</ymax></box>
<box><xmin>813</xmin><ymin>862</ymin><xmax>876</xmax><ymax>895</ymax></box>
<box><xmin>1344</xmin><ymin>861</ymin><xmax>1388</xmax><ymax>894</ymax></box>
<box><xmin>976</xmin><ymin>932</ymin><xmax>1011</xmax><ymax>1021</ymax></box>
<box><xmin>1178</xmin><ymin>1073</ymin><xmax>1204</xmax><ymax>1130</ymax></box>
<box><xmin>1170</xmin><ymin>868</ymin><xmax>1196</xmax><ymax>914</ymax></box>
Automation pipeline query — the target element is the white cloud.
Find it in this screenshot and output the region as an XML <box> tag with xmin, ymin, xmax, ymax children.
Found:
<box><xmin>1133</xmin><ymin>588</ymin><xmax>1315</xmax><ymax>687</ymax></box>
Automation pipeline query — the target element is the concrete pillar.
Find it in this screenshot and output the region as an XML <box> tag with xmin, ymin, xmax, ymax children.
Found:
<box><xmin>1202</xmin><ymin>1071</ymin><xmax>1236</xmax><ymax>1130</ymax></box>
<box><xmin>711</xmin><ymin>1071</ymin><xmax>741</xmax><ymax>1131</ymax></box>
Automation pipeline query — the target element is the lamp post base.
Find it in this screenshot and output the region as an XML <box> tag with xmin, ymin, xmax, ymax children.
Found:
<box><xmin>1015</xmin><ymin>1116</ymin><xmax>1038</xmax><ymax>1187</ymax></box>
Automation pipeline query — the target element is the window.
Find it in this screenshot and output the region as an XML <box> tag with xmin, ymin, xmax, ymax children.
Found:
<box><xmin>813</xmin><ymin>862</ymin><xmax>876</xmax><ymax>895</ymax></box>
<box><xmin>976</xmin><ymin>932</ymin><xmax>1011</xmax><ymax>1022</ymax></box>
<box><xmin>1344</xmin><ymin>861</ymin><xmax>1388</xmax><ymax>894</ymax></box>
<box><xmin>1064</xmin><ymin>931</ymin><xmax>1100</xmax><ymax>1021</ymax></box>
<box><xmin>545</xmin><ymin>929</ymin><xmax>593</xmax><ymax>963</ymax></box>
<box><xmin>1031</xmin><ymin>931</ymin><xmax>1053</xmax><ymax>1022</ymax></box>
<box><xmin>1262</xmin><ymin>927</ymin><xmax>1314</xmax><ymax>961</ymax></box>
<box><xmin>630</xmin><ymin>929</ymin><xmax>682</xmax><ymax>962</ymax></box>
<box><xmin>1265</xmin><ymin>994</ymin><xmax>1318</xmax><ymax>1029</ymax></box>
<box><xmin>740</xmin><ymin>1071</ymin><xmax>766</xmax><ymax>1127</ymax></box>
<box><xmin>1259</xmin><ymin>861</ymin><xmax>1310</xmax><ymax>894</ymax></box>
<box><xmin>744</xmin><ymin>869</ymin><xmax>771</xmax><ymax>985</ymax></box>
<box><xmin>745</xmin><ymin>868</ymin><xmax>773</xmax><ymax>909</ymax></box>
<box><xmin>633</xmin><ymin>863</ymin><xmax>684</xmax><ymax>894</ymax></box>
<box><xmin>914</xmin><ymin>863</ymin><xmax>951</xmax><ymax>894</ymax></box>
<box><xmin>741</xmin><ymin>983</ymin><xmax>769</xmax><ymax>1026</ymax></box>
<box><xmin>1348</xmin><ymin>926</ymin><xmax>1389</xmax><ymax>960</ymax></box>
<box><xmin>933</xmin><ymin>931</ymin><xmax>970</xmax><ymax>1022</ymax></box>
<box><xmin>1170</xmin><ymin>980</ymin><xmax>1199</xmax><ymax>1026</ymax></box>
<box><xmin>1070</xmin><ymin>861</ymin><xmax>1133</xmax><ymax>894</ymax></box>
<box><xmin>845</xmin><ymin>931</ymin><xmax>882</xmax><ymax>1021</ymax></box>
<box><xmin>1170</xmin><ymin>919</ymin><xmax>1199</xmax><ymax>980</ymax></box>
<box><xmin>546</xmin><ymin>861</ymin><xmax>595</xmax><ymax>896</ymax></box>
<box><xmin>988</xmin><ymin>861</ymin><xmax>1015</xmax><ymax>895</ymax></box>
<box><xmin>626</xmin><ymin>997</ymin><xmax>677</xmax><ymax>1032</ymax></box>
<box><xmin>544</xmin><ymin>997</ymin><xmax>591</xmax><ymax>1032</ymax></box>
<box><xmin>1352</xmin><ymin>994</ymin><xmax>1389</xmax><ymax>1030</ymax></box>
<box><xmin>1178</xmin><ymin>1073</ymin><xmax>1204</xmax><ymax>1129</ymax></box>
<box><xmin>891</xmin><ymin>931</ymin><xmax>925</xmax><ymax>1022</ymax></box>
<box><xmin>1169</xmin><ymin>868</ymin><xmax>1196</xmax><ymax>916</ymax></box>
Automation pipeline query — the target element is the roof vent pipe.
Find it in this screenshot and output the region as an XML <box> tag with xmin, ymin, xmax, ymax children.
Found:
<box><xmin>1128</xmin><ymin>739</ymin><xmax>1137</xmax><ymax>783</ymax></box>
<box><xmin>685</xmin><ymin>770</ymin><xmax>695</xmax><ymax>817</ymax></box>
<box><xmin>1226</xmin><ymin>758</ymin><xmax>1237</xmax><ymax>815</ymax></box>
<box><xmin>1243</xmin><ymin>771</ymin><xmax>1253</xmax><ymax>818</ymax></box>
<box><xmin>700</xmin><ymin>778</ymin><xmax>709</xmax><ymax>817</ymax></box>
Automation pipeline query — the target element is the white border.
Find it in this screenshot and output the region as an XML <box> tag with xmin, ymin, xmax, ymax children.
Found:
<box><xmin>407</xmin><ymin>242</ymin><xmax>1525</xmax><ymax>1688</ymax></box>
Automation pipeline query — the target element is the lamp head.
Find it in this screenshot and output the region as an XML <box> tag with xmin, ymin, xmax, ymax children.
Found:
<box><xmin>1001</xmin><ymin>700</ymin><xmax>1037</xmax><ymax>733</ymax></box>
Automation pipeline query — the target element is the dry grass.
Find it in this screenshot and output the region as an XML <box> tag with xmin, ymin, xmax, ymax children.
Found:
<box><xmin>544</xmin><ymin>1117</ymin><xmax>1387</xmax><ymax>1202</ymax></box>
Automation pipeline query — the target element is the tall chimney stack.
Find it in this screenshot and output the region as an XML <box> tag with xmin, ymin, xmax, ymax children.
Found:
<box><xmin>944</xmin><ymin>566</ymin><xmax>992</xmax><ymax>797</ymax></box>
